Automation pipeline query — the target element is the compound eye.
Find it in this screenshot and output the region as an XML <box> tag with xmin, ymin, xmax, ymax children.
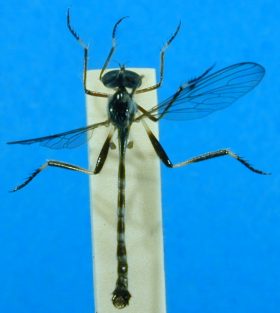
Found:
<box><xmin>122</xmin><ymin>71</ymin><xmax>142</xmax><ymax>89</ymax></box>
<box><xmin>101</xmin><ymin>70</ymin><xmax>120</xmax><ymax>88</ymax></box>
<box><xmin>101</xmin><ymin>69</ymin><xmax>142</xmax><ymax>89</ymax></box>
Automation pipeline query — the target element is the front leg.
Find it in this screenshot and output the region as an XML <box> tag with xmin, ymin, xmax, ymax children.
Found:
<box><xmin>67</xmin><ymin>9</ymin><xmax>108</xmax><ymax>98</ymax></box>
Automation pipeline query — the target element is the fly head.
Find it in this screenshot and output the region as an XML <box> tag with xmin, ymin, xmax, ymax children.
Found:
<box><xmin>101</xmin><ymin>66</ymin><xmax>143</xmax><ymax>90</ymax></box>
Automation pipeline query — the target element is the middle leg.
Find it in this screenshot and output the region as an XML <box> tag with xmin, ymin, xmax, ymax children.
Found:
<box><xmin>136</xmin><ymin>21</ymin><xmax>181</xmax><ymax>94</ymax></box>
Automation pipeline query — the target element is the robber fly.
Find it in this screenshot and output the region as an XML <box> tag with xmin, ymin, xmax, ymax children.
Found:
<box><xmin>8</xmin><ymin>10</ymin><xmax>268</xmax><ymax>309</ymax></box>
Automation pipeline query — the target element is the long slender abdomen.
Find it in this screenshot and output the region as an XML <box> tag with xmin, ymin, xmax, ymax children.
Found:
<box><xmin>112</xmin><ymin>129</ymin><xmax>131</xmax><ymax>309</ymax></box>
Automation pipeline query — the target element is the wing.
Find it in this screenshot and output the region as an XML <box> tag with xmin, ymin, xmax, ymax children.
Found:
<box><xmin>7</xmin><ymin>120</ymin><xmax>109</xmax><ymax>149</ymax></box>
<box><xmin>150</xmin><ymin>62</ymin><xmax>265</xmax><ymax>120</ymax></box>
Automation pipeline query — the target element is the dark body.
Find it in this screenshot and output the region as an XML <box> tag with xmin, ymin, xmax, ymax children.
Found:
<box><xmin>8</xmin><ymin>10</ymin><xmax>268</xmax><ymax>309</ymax></box>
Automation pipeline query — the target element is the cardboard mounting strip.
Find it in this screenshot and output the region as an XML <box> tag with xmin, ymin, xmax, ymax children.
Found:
<box><xmin>86</xmin><ymin>68</ymin><xmax>166</xmax><ymax>313</ymax></box>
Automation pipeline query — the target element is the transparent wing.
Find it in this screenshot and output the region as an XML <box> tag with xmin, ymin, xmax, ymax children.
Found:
<box><xmin>149</xmin><ymin>62</ymin><xmax>265</xmax><ymax>120</ymax></box>
<box><xmin>7</xmin><ymin>120</ymin><xmax>109</xmax><ymax>149</ymax></box>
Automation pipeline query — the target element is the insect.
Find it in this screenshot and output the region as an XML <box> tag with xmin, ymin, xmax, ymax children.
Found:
<box><xmin>8</xmin><ymin>10</ymin><xmax>268</xmax><ymax>309</ymax></box>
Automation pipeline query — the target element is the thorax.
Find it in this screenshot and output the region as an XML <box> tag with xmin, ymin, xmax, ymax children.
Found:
<box><xmin>108</xmin><ymin>88</ymin><xmax>137</xmax><ymax>129</ymax></box>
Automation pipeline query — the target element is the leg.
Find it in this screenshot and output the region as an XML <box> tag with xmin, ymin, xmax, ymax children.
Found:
<box><xmin>137</xmin><ymin>79</ymin><xmax>187</xmax><ymax>121</ymax></box>
<box><xmin>11</xmin><ymin>128</ymin><xmax>116</xmax><ymax>191</ymax></box>
<box><xmin>99</xmin><ymin>17</ymin><xmax>128</xmax><ymax>80</ymax></box>
<box><xmin>136</xmin><ymin>105</ymin><xmax>159</xmax><ymax>122</ymax></box>
<box><xmin>136</xmin><ymin>93</ymin><xmax>184</xmax><ymax>121</ymax></box>
<box><xmin>135</xmin><ymin>83</ymin><xmax>184</xmax><ymax>122</ymax></box>
<box><xmin>11</xmin><ymin>160</ymin><xmax>96</xmax><ymax>192</ymax></box>
<box><xmin>142</xmin><ymin>121</ymin><xmax>269</xmax><ymax>175</ymax></box>
<box><xmin>94</xmin><ymin>128</ymin><xmax>115</xmax><ymax>174</ymax></box>
<box><xmin>67</xmin><ymin>9</ymin><xmax>108</xmax><ymax>98</ymax></box>
<box><xmin>135</xmin><ymin>65</ymin><xmax>216</xmax><ymax>122</ymax></box>
<box><xmin>135</xmin><ymin>22</ymin><xmax>181</xmax><ymax>94</ymax></box>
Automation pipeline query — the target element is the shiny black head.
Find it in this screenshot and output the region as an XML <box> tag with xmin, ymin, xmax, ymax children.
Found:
<box><xmin>101</xmin><ymin>66</ymin><xmax>142</xmax><ymax>89</ymax></box>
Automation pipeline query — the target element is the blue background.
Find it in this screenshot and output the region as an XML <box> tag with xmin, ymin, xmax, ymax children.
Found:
<box><xmin>0</xmin><ymin>1</ymin><xmax>279</xmax><ymax>313</ymax></box>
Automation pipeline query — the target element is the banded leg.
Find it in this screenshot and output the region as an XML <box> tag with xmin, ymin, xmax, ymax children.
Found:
<box><xmin>136</xmin><ymin>81</ymin><xmax>191</xmax><ymax>122</ymax></box>
<box><xmin>11</xmin><ymin>128</ymin><xmax>115</xmax><ymax>192</ymax></box>
<box><xmin>94</xmin><ymin>128</ymin><xmax>115</xmax><ymax>174</ymax></box>
<box><xmin>10</xmin><ymin>161</ymin><xmax>96</xmax><ymax>192</ymax></box>
<box><xmin>112</xmin><ymin>128</ymin><xmax>131</xmax><ymax>309</ymax></box>
<box><xmin>99</xmin><ymin>17</ymin><xmax>128</xmax><ymax>80</ymax></box>
<box><xmin>136</xmin><ymin>104</ymin><xmax>159</xmax><ymax>122</ymax></box>
<box><xmin>135</xmin><ymin>21</ymin><xmax>181</xmax><ymax>94</ymax></box>
<box><xmin>135</xmin><ymin>65</ymin><xmax>216</xmax><ymax>122</ymax></box>
<box><xmin>135</xmin><ymin>85</ymin><xmax>184</xmax><ymax>121</ymax></box>
<box><xmin>143</xmin><ymin>121</ymin><xmax>269</xmax><ymax>175</ymax></box>
<box><xmin>67</xmin><ymin>9</ymin><xmax>108</xmax><ymax>98</ymax></box>
<box><xmin>154</xmin><ymin>65</ymin><xmax>216</xmax><ymax>120</ymax></box>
